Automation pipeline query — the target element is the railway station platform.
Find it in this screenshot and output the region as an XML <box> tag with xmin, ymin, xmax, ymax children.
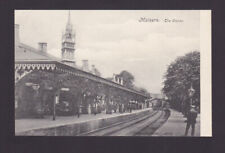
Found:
<box><xmin>15</xmin><ymin>108</ymin><xmax>153</xmax><ymax>136</ymax></box>
<box><xmin>152</xmin><ymin>109</ymin><xmax>200</xmax><ymax>137</ymax></box>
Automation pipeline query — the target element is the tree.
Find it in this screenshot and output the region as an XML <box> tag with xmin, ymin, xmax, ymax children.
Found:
<box><xmin>119</xmin><ymin>70</ymin><xmax>135</xmax><ymax>89</ymax></box>
<box><xmin>162</xmin><ymin>51</ymin><xmax>200</xmax><ymax>111</ymax></box>
<box><xmin>139</xmin><ymin>87</ymin><xmax>151</xmax><ymax>98</ymax></box>
<box><xmin>139</xmin><ymin>87</ymin><xmax>148</xmax><ymax>94</ymax></box>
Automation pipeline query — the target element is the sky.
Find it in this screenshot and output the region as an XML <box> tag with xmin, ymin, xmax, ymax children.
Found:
<box><xmin>15</xmin><ymin>10</ymin><xmax>200</xmax><ymax>94</ymax></box>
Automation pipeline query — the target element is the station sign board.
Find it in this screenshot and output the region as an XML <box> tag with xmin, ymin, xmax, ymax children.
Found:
<box><xmin>61</xmin><ymin>87</ymin><xmax>70</xmax><ymax>91</ymax></box>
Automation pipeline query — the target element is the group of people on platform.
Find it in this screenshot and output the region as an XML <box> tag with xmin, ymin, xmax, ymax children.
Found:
<box><xmin>54</xmin><ymin>98</ymin><xmax>148</xmax><ymax>118</ymax></box>
<box><xmin>68</xmin><ymin>101</ymin><xmax>148</xmax><ymax>118</ymax></box>
<box><xmin>105</xmin><ymin>102</ymin><xmax>145</xmax><ymax>114</ymax></box>
<box><xmin>84</xmin><ymin>101</ymin><xmax>147</xmax><ymax>115</ymax></box>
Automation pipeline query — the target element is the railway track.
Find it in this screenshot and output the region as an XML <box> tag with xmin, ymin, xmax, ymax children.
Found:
<box><xmin>135</xmin><ymin>110</ymin><xmax>170</xmax><ymax>136</ymax></box>
<box><xmin>80</xmin><ymin>109</ymin><xmax>168</xmax><ymax>136</ymax></box>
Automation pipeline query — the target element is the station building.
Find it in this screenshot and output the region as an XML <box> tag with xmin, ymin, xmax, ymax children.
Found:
<box><xmin>15</xmin><ymin>12</ymin><xmax>149</xmax><ymax>118</ymax></box>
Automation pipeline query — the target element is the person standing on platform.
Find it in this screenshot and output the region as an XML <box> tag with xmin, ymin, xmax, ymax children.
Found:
<box><xmin>129</xmin><ymin>103</ymin><xmax>132</xmax><ymax>113</ymax></box>
<box><xmin>185</xmin><ymin>105</ymin><xmax>198</xmax><ymax>136</ymax></box>
<box><xmin>76</xmin><ymin>104</ymin><xmax>80</xmax><ymax>118</ymax></box>
<box><xmin>94</xmin><ymin>103</ymin><xmax>97</xmax><ymax>115</ymax></box>
<box><xmin>119</xmin><ymin>104</ymin><xmax>122</xmax><ymax>113</ymax></box>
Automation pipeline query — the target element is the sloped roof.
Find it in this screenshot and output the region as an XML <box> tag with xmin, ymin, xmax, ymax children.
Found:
<box><xmin>106</xmin><ymin>77</ymin><xmax>113</xmax><ymax>81</ymax></box>
<box><xmin>14</xmin><ymin>42</ymin><xmax>148</xmax><ymax>98</ymax></box>
<box><xmin>15</xmin><ymin>43</ymin><xmax>61</xmax><ymax>62</ymax></box>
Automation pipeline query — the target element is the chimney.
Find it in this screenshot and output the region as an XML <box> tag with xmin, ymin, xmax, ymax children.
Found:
<box><xmin>118</xmin><ymin>77</ymin><xmax>121</xmax><ymax>84</ymax></box>
<box><xmin>113</xmin><ymin>74</ymin><xmax>116</xmax><ymax>82</ymax></box>
<box><xmin>82</xmin><ymin>60</ymin><xmax>89</xmax><ymax>72</ymax></box>
<box><xmin>38</xmin><ymin>42</ymin><xmax>47</xmax><ymax>52</ymax></box>
<box><xmin>121</xmin><ymin>78</ymin><xmax>124</xmax><ymax>85</ymax></box>
<box><xmin>15</xmin><ymin>24</ymin><xmax>20</xmax><ymax>46</ymax></box>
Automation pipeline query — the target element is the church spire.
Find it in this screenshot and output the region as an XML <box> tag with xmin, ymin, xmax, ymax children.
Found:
<box><xmin>68</xmin><ymin>10</ymin><xmax>71</xmax><ymax>25</ymax></box>
<box><xmin>66</xmin><ymin>10</ymin><xmax>72</xmax><ymax>32</ymax></box>
<box><xmin>61</xmin><ymin>10</ymin><xmax>76</xmax><ymax>67</ymax></box>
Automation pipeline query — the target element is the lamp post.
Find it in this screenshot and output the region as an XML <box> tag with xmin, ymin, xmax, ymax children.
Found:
<box><xmin>53</xmin><ymin>89</ymin><xmax>60</xmax><ymax>121</ymax></box>
<box><xmin>188</xmin><ymin>83</ymin><xmax>195</xmax><ymax>106</ymax></box>
<box><xmin>53</xmin><ymin>93</ymin><xmax>57</xmax><ymax>121</ymax></box>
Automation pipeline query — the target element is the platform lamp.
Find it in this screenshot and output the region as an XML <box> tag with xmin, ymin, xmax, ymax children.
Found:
<box><xmin>188</xmin><ymin>83</ymin><xmax>195</xmax><ymax>106</ymax></box>
<box><xmin>52</xmin><ymin>78</ymin><xmax>64</xmax><ymax>121</ymax></box>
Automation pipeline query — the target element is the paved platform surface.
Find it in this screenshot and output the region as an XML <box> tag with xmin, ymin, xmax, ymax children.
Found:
<box><xmin>153</xmin><ymin>109</ymin><xmax>200</xmax><ymax>137</ymax></box>
<box><xmin>15</xmin><ymin>108</ymin><xmax>152</xmax><ymax>133</ymax></box>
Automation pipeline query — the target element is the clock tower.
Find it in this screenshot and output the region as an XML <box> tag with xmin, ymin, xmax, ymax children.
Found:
<box><xmin>61</xmin><ymin>11</ymin><xmax>76</xmax><ymax>66</ymax></box>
